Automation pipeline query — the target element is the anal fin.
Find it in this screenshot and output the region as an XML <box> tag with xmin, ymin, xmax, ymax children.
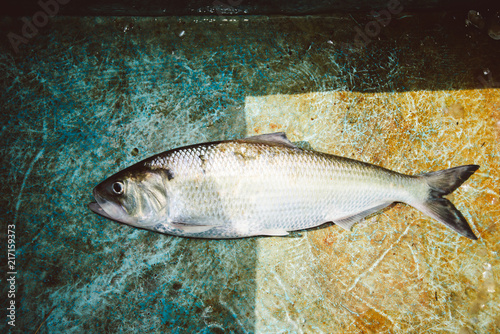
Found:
<box><xmin>332</xmin><ymin>202</ymin><xmax>392</xmax><ymax>231</ymax></box>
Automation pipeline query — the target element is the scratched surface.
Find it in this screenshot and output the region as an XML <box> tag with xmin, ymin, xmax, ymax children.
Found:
<box><xmin>0</xmin><ymin>13</ymin><xmax>499</xmax><ymax>333</ymax></box>
<box><xmin>247</xmin><ymin>89</ymin><xmax>500</xmax><ymax>333</ymax></box>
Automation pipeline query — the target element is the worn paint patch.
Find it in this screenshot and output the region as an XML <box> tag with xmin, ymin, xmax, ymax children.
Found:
<box><xmin>248</xmin><ymin>88</ymin><xmax>500</xmax><ymax>332</ymax></box>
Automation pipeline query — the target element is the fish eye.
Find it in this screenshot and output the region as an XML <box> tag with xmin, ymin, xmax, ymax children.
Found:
<box><xmin>112</xmin><ymin>181</ymin><xmax>124</xmax><ymax>195</ymax></box>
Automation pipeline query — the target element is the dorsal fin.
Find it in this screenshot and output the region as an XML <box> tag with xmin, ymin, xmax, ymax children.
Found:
<box><xmin>241</xmin><ymin>132</ymin><xmax>298</xmax><ymax>149</ymax></box>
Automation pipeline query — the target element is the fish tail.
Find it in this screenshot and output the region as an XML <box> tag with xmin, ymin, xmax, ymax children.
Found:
<box><xmin>415</xmin><ymin>165</ymin><xmax>479</xmax><ymax>240</ymax></box>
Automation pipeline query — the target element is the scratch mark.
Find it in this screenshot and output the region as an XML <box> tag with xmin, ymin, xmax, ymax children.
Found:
<box><xmin>217</xmin><ymin>299</ymin><xmax>248</xmax><ymax>334</ymax></box>
<box><xmin>34</xmin><ymin>305</ymin><xmax>55</xmax><ymax>334</ymax></box>
<box><xmin>345</xmin><ymin>226</ymin><xmax>410</xmax><ymax>294</ymax></box>
<box><xmin>341</xmin><ymin>303</ymin><xmax>359</xmax><ymax>316</ymax></box>
<box><xmin>349</xmin><ymin>291</ymin><xmax>397</xmax><ymax>328</ymax></box>
<box><xmin>14</xmin><ymin>147</ymin><xmax>45</xmax><ymax>224</ymax></box>
<box><xmin>407</xmin><ymin>242</ymin><xmax>421</xmax><ymax>279</ymax></box>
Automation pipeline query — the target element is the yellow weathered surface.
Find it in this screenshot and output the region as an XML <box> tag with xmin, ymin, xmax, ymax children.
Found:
<box><xmin>247</xmin><ymin>89</ymin><xmax>500</xmax><ymax>333</ymax></box>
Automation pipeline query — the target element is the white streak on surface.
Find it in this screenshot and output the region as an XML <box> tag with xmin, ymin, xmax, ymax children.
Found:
<box><xmin>346</xmin><ymin>226</ymin><xmax>411</xmax><ymax>294</ymax></box>
<box><xmin>14</xmin><ymin>147</ymin><xmax>45</xmax><ymax>224</ymax></box>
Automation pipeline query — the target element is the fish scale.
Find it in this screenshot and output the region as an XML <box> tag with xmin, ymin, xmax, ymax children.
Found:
<box><xmin>89</xmin><ymin>132</ymin><xmax>479</xmax><ymax>240</ymax></box>
<box><xmin>150</xmin><ymin>141</ymin><xmax>414</xmax><ymax>236</ymax></box>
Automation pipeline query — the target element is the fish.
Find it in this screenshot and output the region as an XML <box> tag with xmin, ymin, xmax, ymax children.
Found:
<box><xmin>88</xmin><ymin>132</ymin><xmax>479</xmax><ymax>240</ymax></box>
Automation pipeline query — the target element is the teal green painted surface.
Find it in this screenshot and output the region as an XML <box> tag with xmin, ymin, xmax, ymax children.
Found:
<box><xmin>0</xmin><ymin>12</ymin><xmax>499</xmax><ymax>333</ymax></box>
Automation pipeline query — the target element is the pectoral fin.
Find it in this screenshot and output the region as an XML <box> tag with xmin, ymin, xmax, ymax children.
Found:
<box><xmin>170</xmin><ymin>217</ymin><xmax>223</xmax><ymax>234</ymax></box>
<box><xmin>170</xmin><ymin>222</ymin><xmax>217</xmax><ymax>234</ymax></box>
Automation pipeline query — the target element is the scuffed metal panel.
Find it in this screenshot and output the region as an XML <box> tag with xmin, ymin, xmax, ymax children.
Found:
<box><xmin>0</xmin><ymin>13</ymin><xmax>499</xmax><ymax>333</ymax></box>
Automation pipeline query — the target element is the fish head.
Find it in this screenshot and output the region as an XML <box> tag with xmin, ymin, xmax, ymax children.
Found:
<box><xmin>89</xmin><ymin>166</ymin><xmax>168</xmax><ymax>228</ymax></box>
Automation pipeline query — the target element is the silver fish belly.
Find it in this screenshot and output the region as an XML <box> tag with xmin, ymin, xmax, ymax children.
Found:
<box><xmin>89</xmin><ymin>133</ymin><xmax>479</xmax><ymax>240</ymax></box>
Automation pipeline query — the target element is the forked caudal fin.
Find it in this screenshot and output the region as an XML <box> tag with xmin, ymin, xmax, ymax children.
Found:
<box><xmin>416</xmin><ymin>165</ymin><xmax>479</xmax><ymax>240</ymax></box>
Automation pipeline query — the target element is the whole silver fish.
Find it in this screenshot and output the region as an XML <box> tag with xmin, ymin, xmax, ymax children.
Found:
<box><xmin>89</xmin><ymin>133</ymin><xmax>479</xmax><ymax>240</ymax></box>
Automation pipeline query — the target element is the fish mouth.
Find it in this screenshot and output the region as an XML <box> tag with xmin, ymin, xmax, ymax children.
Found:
<box><xmin>88</xmin><ymin>188</ymin><xmax>136</xmax><ymax>225</ymax></box>
<box><xmin>89</xmin><ymin>187</ymin><xmax>112</xmax><ymax>219</ymax></box>
<box><xmin>88</xmin><ymin>201</ymin><xmax>115</xmax><ymax>220</ymax></box>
